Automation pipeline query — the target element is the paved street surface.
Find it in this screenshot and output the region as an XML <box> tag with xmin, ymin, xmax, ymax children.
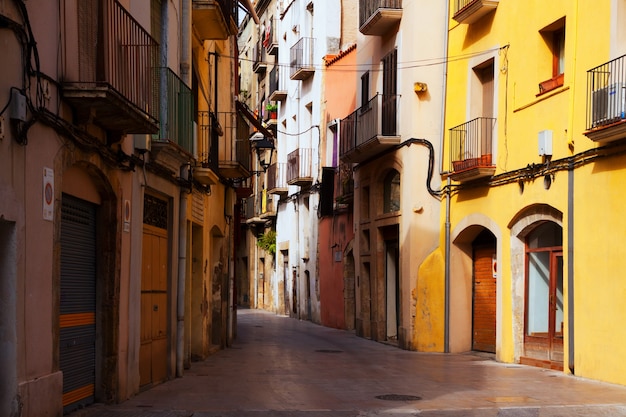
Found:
<box><xmin>71</xmin><ymin>309</ymin><xmax>626</xmax><ymax>417</ymax></box>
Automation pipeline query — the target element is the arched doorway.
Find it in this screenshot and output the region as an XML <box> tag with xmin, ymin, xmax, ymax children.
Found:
<box><xmin>59</xmin><ymin>164</ymin><xmax>117</xmax><ymax>412</ymax></box>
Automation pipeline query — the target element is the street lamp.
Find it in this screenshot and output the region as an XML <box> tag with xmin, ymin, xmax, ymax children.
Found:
<box><xmin>250</xmin><ymin>132</ymin><xmax>275</xmax><ymax>174</ymax></box>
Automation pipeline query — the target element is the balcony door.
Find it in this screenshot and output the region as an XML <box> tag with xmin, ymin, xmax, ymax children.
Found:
<box><xmin>382</xmin><ymin>49</ymin><xmax>397</xmax><ymax>135</ymax></box>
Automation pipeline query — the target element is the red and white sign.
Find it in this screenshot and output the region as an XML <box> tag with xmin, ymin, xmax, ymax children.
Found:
<box><xmin>43</xmin><ymin>167</ymin><xmax>54</xmax><ymax>221</ymax></box>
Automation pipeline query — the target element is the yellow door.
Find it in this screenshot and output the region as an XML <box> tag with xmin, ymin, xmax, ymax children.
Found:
<box><xmin>140</xmin><ymin>225</ymin><xmax>168</xmax><ymax>387</ymax></box>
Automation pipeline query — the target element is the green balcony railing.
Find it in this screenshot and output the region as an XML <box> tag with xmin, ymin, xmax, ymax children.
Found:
<box><xmin>153</xmin><ymin>67</ymin><xmax>193</xmax><ymax>154</ymax></box>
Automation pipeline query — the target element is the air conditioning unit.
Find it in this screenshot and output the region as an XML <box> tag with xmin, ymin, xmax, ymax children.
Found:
<box><xmin>592</xmin><ymin>83</ymin><xmax>626</xmax><ymax>127</ymax></box>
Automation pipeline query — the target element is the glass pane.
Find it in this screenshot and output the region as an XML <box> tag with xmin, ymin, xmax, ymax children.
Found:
<box><xmin>554</xmin><ymin>255</ymin><xmax>564</xmax><ymax>338</ymax></box>
<box><xmin>527</xmin><ymin>222</ymin><xmax>563</xmax><ymax>249</ymax></box>
<box><xmin>527</xmin><ymin>252</ymin><xmax>550</xmax><ymax>337</ymax></box>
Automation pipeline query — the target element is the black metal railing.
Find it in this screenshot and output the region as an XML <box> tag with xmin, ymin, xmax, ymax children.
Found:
<box><xmin>339</xmin><ymin>94</ymin><xmax>400</xmax><ymax>156</ymax></box>
<box><xmin>269</xmin><ymin>66</ymin><xmax>279</xmax><ymax>96</ymax></box>
<box><xmin>267</xmin><ymin>162</ymin><xmax>288</xmax><ymax>191</ymax></box>
<box><xmin>198</xmin><ymin>111</ymin><xmax>220</xmax><ymax>172</ymax></box>
<box><xmin>74</xmin><ymin>0</ymin><xmax>159</xmax><ymax>122</ymax></box>
<box><xmin>290</xmin><ymin>37</ymin><xmax>315</xmax><ymax>78</ymax></box>
<box><xmin>153</xmin><ymin>68</ymin><xmax>193</xmax><ymax>154</ymax></box>
<box><xmin>449</xmin><ymin>117</ymin><xmax>496</xmax><ymax>172</ymax></box>
<box><xmin>254</xmin><ymin>39</ymin><xmax>266</xmax><ymax>71</ymax></box>
<box><xmin>586</xmin><ymin>54</ymin><xmax>626</xmax><ymax>130</ymax></box>
<box><xmin>359</xmin><ymin>0</ymin><xmax>402</xmax><ymax>28</ymax></box>
<box><xmin>287</xmin><ymin>148</ymin><xmax>312</xmax><ymax>183</ymax></box>
<box><xmin>197</xmin><ymin>111</ymin><xmax>251</xmax><ymax>172</ymax></box>
<box><xmin>454</xmin><ymin>0</ymin><xmax>479</xmax><ymax>15</ymax></box>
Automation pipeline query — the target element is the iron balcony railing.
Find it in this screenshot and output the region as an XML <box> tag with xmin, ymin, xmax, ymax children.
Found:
<box><xmin>253</xmin><ymin>39</ymin><xmax>266</xmax><ymax>72</ymax></box>
<box><xmin>198</xmin><ymin>111</ymin><xmax>220</xmax><ymax>172</ymax></box>
<box><xmin>340</xmin><ymin>93</ymin><xmax>400</xmax><ymax>156</ymax></box>
<box><xmin>290</xmin><ymin>37</ymin><xmax>315</xmax><ymax>78</ymax></box>
<box><xmin>197</xmin><ymin>111</ymin><xmax>251</xmax><ymax>173</ymax></box>
<box><xmin>217</xmin><ymin>0</ymin><xmax>238</xmax><ymax>23</ymax></box>
<box><xmin>269</xmin><ymin>66</ymin><xmax>285</xmax><ymax>97</ymax></box>
<box><xmin>287</xmin><ymin>148</ymin><xmax>313</xmax><ymax>183</ymax></box>
<box><xmin>153</xmin><ymin>68</ymin><xmax>193</xmax><ymax>154</ymax></box>
<box><xmin>67</xmin><ymin>0</ymin><xmax>159</xmax><ymax>128</ymax></box>
<box><xmin>264</xmin><ymin>18</ymin><xmax>278</xmax><ymax>54</ymax></box>
<box><xmin>586</xmin><ymin>54</ymin><xmax>626</xmax><ymax>130</ymax></box>
<box><xmin>449</xmin><ymin>117</ymin><xmax>496</xmax><ymax>172</ymax></box>
<box><xmin>359</xmin><ymin>0</ymin><xmax>402</xmax><ymax>28</ymax></box>
<box><xmin>267</xmin><ymin>162</ymin><xmax>288</xmax><ymax>191</ymax></box>
<box><xmin>454</xmin><ymin>0</ymin><xmax>479</xmax><ymax>14</ymax></box>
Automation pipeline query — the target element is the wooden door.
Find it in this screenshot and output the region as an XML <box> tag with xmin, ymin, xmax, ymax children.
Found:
<box><xmin>472</xmin><ymin>246</ymin><xmax>496</xmax><ymax>353</ymax></box>
<box><xmin>140</xmin><ymin>225</ymin><xmax>168</xmax><ymax>387</ymax></box>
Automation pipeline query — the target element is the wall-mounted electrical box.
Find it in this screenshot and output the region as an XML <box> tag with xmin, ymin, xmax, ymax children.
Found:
<box><xmin>538</xmin><ymin>130</ymin><xmax>553</xmax><ymax>156</ymax></box>
<box><xmin>134</xmin><ymin>134</ymin><xmax>151</xmax><ymax>153</ymax></box>
<box><xmin>10</xmin><ymin>90</ymin><xmax>26</xmax><ymax>122</ymax></box>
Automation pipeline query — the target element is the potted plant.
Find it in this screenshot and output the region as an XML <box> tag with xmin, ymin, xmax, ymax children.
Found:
<box><xmin>266</xmin><ymin>103</ymin><xmax>278</xmax><ymax>119</ymax></box>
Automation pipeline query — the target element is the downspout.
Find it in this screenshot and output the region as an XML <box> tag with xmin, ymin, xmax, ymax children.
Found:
<box><xmin>177</xmin><ymin>0</ymin><xmax>191</xmax><ymax>378</ymax></box>
<box><xmin>566</xmin><ymin>0</ymin><xmax>579</xmax><ymax>375</ymax></box>
<box><xmin>441</xmin><ymin>2</ymin><xmax>451</xmax><ymax>354</ymax></box>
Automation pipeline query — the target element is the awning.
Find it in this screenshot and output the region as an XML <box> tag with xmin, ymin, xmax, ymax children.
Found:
<box><xmin>235</xmin><ymin>100</ymin><xmax>274</xmax><ymax>139</ymax></box>
<box><xmin>239</xmin><ymin>0</ymin><xmax>260</xmax><ymax>25</ymax></box>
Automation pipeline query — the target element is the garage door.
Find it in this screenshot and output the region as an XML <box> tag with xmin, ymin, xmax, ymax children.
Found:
<box><xmin>60</xmin><ymin>194</ymin><xmax>97</xmax><ymax>412</ymax></box>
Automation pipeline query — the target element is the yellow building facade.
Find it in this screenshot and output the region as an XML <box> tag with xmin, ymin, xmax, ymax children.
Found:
<box><xmin>443</xmin><ymin>0</ymin><xmax>626</xmax><ymax>385</ymax></box>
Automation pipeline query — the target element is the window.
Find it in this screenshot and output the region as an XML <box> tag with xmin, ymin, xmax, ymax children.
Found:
<box><xmin>361</xmin><ymin>71</ymin><xmax>370</xmax><ymax>108</ymax></box>
<box><xmin>538</xmin><ymin>19</ymin><xmax>565</xmax><ymax>95</ymax></box>
<box><xmin>383</xmin><ymin>170</ymin><xmax>400</xmax><ymax>213</ymax></box>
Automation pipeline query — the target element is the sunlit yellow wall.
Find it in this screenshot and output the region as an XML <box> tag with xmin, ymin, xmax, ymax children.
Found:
<box><xmin>444</xmin><ymin>0</ymin><xmax>626</xmax><ymax>385</ymax></box>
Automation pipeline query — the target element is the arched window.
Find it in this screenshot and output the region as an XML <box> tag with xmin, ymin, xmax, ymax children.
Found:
<box><xmin>383</xmin><ymin>170</ymin><xmax>400</xmax><ymax>213</ymax></box>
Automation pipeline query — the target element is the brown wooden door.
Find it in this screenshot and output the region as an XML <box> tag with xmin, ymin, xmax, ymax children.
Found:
<box><xmin>472</xmin><ymin>246</ymin><xmax>496</xmax><ymax>353</ymax></box>
<box><xmin>140</xmin><ymin>225</ymin><xmax>168</xmax><ymax>387</ymax></box>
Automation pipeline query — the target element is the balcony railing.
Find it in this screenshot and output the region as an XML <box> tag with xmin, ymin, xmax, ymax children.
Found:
<box><xmin>152</xmin><ymin>68</ymin><xmax>193</xmax><ymax>154</ymax></box>
<box><xmin>452</xmin><ymin>0</ymin><xmax>499</xmax><ymax>24</ymax></box>
<box><xmin>264</xmin><ymin>18</ymin><xmax>279</xmax><ymax>55</ymax></box>
<box><xmin>253</xmin><ymin>40</ymin><xmax>267</xmax><ymax>74</ymax></box>
<box><xmin>192</xmin><ymin>0</ymin><xmax>238</xmax><ymax>40</ymax></box>
<box><xmin>267</xmin><ymin>163</ymin><xmax>289</xmax><ymax>196</ymax></box>
<box><xmin>197</xmin><ymin>111</ymin><xmax>251</xmax><ymax>179</ymax></box>
<box><xmin>339</xmin><ymin>94</ymin><xmax>401</xmax><ymax>163</ymax></box>
<box><xmin>196</xmin><ymin>111</ymin><xmax>220</xmax><ymax>177</ymax></box>
<box><xmin>287</xmin><ymin>148</ymin><xmax>313</xmax><ymax>186</ymax></box>
<box><xmin>449</xmin><ymin>117</ymin><xmax>496</xmax><ymax>182</ymax></box>
<box><xmin>62</xmin><ymin>0</ymin><xmax>159</xmax><ymax>134</ymax></box>
<box><xmin>584</xmin><ymin>54</ymin><xmax>626</xmax><ymax>142</ymax></box>
<box><xmin>290</xmin><ymin>37</ymin><xmax>315</xmax><ymax>80</ymax></box>
<box><xmin>336</xmin><ymin>162</ymin><xmax>354</xmax><ymax>205</ymax></box>
<box><xmin>268</xmin><ymin>66</ymin><xmax>287</xmax><ymax>102</ymax></box>
<box><xmin>359</xmin><ymin>0</ymin><xmax>402</xmax><ymax>36</ymax></box>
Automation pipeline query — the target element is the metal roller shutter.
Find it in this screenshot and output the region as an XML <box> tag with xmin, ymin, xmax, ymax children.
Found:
<box><xmin>60</xmin><ymin>194</ymin><xmax>96</xmax><ymax>413</ymax></box>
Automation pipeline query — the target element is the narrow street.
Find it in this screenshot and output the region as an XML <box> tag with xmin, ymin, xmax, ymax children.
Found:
<box><xmin>72</xmin><ymin>309</ymin><xmax>626</xmax><ymax>417</ymax></box>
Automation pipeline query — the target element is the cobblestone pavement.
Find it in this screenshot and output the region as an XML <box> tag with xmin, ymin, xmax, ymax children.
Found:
<box><xmin>70</xmin><ymin>309</ymin><xmax>626</xmax><ymax>417</ymax></box>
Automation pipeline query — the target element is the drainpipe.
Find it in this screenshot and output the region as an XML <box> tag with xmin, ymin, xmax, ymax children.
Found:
<box><xmin>567</xmin><ymin>163</ymin><xmax>574</xmax><ymax>374</ymax></box>
<box><xmin>566</xmin><ymin>0</ymin><xmax>579</xmax><ymax>375</ymax></box>
<box><xmin>177</xmin><ymin>0</ymin><xmax>191</xmax><ymax>378</ymax></box>
<box><xmin>441</xmin><ymin>3</ymin><xmax>451</xmax><ymax>354</ymax></box>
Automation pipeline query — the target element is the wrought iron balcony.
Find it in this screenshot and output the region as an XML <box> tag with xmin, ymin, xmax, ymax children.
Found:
<box><xmin>339</xmin><ymin>94</ymin><xmax>401</xmax><ymax>163</ymax></box>
<box><xmin>194</xmin><ymin>111</ymin><xmax>220</xmax><ymax>185</ymax></box>
<box><xmin>62</xmin><ymin>0</ymin><xmax>159</xmax><ymax>134</ymax></box>
<box><xmin>265</xmin><ymin>18</ymin><xmax>279</xmax><ymax>56</ymax></box>
<box><xmin>267</xmin><ymin>163</ymin><xmax>288</xmax><ymax>196</ymax></box>
<box><xmin>253</xmin><ymin>40</ymin><xmax>267</xmax><ymax>74</ymax></box>
<box><xmin>192</xmin><ymin>0</ymin><xmax>238</xmax><ymax>40</ymax></box>
<box><xmin>359</xmin><ymin>0</ymin><xmax>402</xmax><ymax>36</ymax></box>
<box><xmin>452</xmin><ymin>0</ymin><xmax>499</xmax><ymax>24</ymax></box>
<box><xmin>287</xmin><ymin>148</ymin><xmax>313</xmax><ymax>186</ymax></box>
<box><xmin>194</xmin><ymin>110</ymin><xmax>252</xmax><ymax>184</ymax></box>
<box><xmin>290</xmin><ymin>37</ymin><xmax>315</xmax><ymax>80</ymax></box>
<box><xmin>448</xmin><ymin>117</ymin><xmax>496</xmax><ymax>182</ymax></box>
<box><xmin>259</xmin><ymin>189</ymin><xmax>276</xmax><ymax>219</ymax></box>
<box><xmin>152</xmin><ymin>68</ymin><xmax>193</xmax><ymax>154</ymax></box>
<box><xmin>268</xmin><ymin>66</ymin><xmax>287</xmax><ymax>102</ymax></box>
<box><xmin>584</xmin><ymin>54</ymin><xmax>626</xmax><ymax>143</ymax></box>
